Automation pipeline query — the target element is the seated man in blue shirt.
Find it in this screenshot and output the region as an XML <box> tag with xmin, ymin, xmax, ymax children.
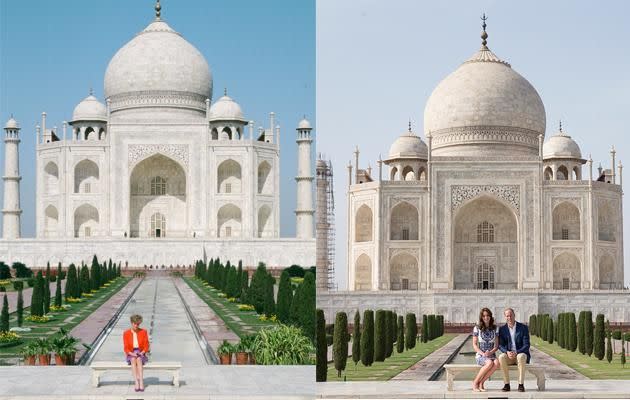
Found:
<box><xmin>498</xmin><ymin>307</ymin><xmax>530</xmax><ymax>392</ymax></box>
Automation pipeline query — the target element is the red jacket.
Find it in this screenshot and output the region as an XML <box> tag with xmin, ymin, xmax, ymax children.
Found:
<box><xmin>123</xmin><ymin>328</ymin><xmax>149</xmax><ymax>354</ymax></box>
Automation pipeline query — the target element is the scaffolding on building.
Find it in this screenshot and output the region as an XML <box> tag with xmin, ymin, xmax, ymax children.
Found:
<box><xmin>325</xmin><ymin>160</ymin><xmax>337</xmax><ymax>290</ymax></box>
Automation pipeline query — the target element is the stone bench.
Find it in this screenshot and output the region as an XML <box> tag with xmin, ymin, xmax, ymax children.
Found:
<box><xmin>90</xmin><ymin>361</ymin><xmax>182</xmax><ymax>388</ymax></box>
<box><xmin>443</xmin><ymin>364</ymin><xmax>545</xmax><ymax>391</ymax></box>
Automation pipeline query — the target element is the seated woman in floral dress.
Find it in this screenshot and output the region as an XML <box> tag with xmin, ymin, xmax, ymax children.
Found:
<box><xmin>472</xmin><ymin>307</ymin><xmax>500</xmax><ymax>392</ymax></box>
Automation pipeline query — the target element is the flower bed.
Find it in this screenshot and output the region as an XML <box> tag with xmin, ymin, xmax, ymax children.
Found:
<box><xmin>82</xmin><ymin>293</ymin><xmax>94</xmax><ymax>297</ymax></box>
<box><xmin>238</xmin><ymin>304</ymin><xmax>255</xmax><ymax>311</ymax></box>
<box><xmin>25</xmin><ymin>315</ymin><xmax>55</xmax><ymax>323</ymax></box>
<box><xmin>258</xmin><ymin>314</ymin><xmax>278</xmax><ymax>322</ymax></box>
<box><xmin>0</xmin><ymin>331</ymin><xmax>22</xmax><ymax>348</ymax></box>
<box><xmin>65</xmin><ymin>297</ymin><xmax>85</xmax><ymax>303</ymax></box>
<box><xmin>50</xmin><ymin>305</ymin><xmax>71</xmax><ymax>312</ymax></box>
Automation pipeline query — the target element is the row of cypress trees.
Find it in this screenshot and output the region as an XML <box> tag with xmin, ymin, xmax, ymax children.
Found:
<box><xmin>422</xmin><ymin>314</ymin><xmax>444</xmax><ymax>342</ymax></box>
<box><xmin>194</xmin><ymin>260</ymin><xmax>316</xmax><ymax>341</ymax></box>
<box><xmin>64</xmin><ymin>256</ymin><xmax>121</xmax><ymax>301</ymax></box>
<box><xmin>321</xmin><ymin>310</ymin><xmax>428</xmax><ymax>380</ymax></box>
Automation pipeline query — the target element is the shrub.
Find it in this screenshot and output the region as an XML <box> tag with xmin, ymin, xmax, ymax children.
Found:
<box><xmin>16</xmin><ymin>288</ymin><xmax>23</xmax><ymax>327</ymax></box>
<box><xmin>65</xmin><ymin>265</ymin><xmax>77</xmax><ymax>301</ymax></box>
<box><xmin>568</xmin><ymin>313</ymin><xmax>577</xmax><ymax>352</ymax></box>
<box><xmin>547</xmin><ymin>317</ymin><xmax>554</xmax><ymax>344</ymax></box>
<box><xmin>585</xmin><ymin>311</ymin><xmax>594</xmax><ymax>356</ymax></box>
<box><xmin>578</xmin><ymin>311</ymin><xmax>586</xmax><ymax>354</ymax></box>
<box><xmin>352</xmin><ymin>311</ymin><xmax>361</xmax><ymax>366</ymax></box>
<box><xmin>397</xmin><ymin>315</ymin><xmax>405</xmax><ymax>353</ymax></box>
<box><xmin>30</xmin><ymin>271</ymin><xmax>44</xmax><ymax>317</ymax></box>
<box><xmin>529</xmin><ymin>314</ymin><xmax>537</xmax><ymax>337</ymax></box>
<box><xmin>422</xmin><ymin>314</ymin><xmax>428</xmax><ymax>343</ymax></box>
<box><xmin>249</xmin><ymin>263</ymin><xmax>269</xmax><ymax>314</ymax></box>
<box><xmin>12</xmin><ymin>262</ymin><xmax>32</xmax><ymax>278</ymax></box>
<box><xmin>12</xmin><ymin>280</ymin><xmax>23</xmax><ymax>291</ymax></box>
<box><xmin>333</xmin><ymin>312</ymin><xmax>348</xmax><ymax>377</ymax></box>
<box><xmin>316</xmin><ymin>309</ymin><xmax>327</xmax><ymax>382</ymax></box>
<box><xmin>360</xmin><ymin>310</ymin><xmax>374</xmax><ymax>366</ymax></box>
<box><xmin>0</xmin><ymin>294</ymin><xmax>8</xmax><ymax>332</ymax></box>
<box><xmin>558</xmin><ymin>313</ymin><xmax>564</xmax><ymax>348</ymax></box>
<box><xmin>624</xmin><ymin>332</ymin><xmax>630</xmax><ymax>342</ymax></box>
<box><xmin>285</xmin><ymin>265</ymin><xmax>306</xmax><ymax>278</ymax></box>
<box><xmin>0</xmin><ymin>262</ymin><xmax>10</xmax><ymax>279</ymax></box>
<box><xmin>27</xmin><ymin>277</ymin><xmax>36</xmax><ymax>288</ymax></box>
<box><xmin>606</xmin><ymin>330</ymin><xmax>613</xmax><ymax>363</ymax></box>
<box><xmin>405</xmin><ymin>313</ymin><xmax>416</xmax><ymax>349</ymax></box>
<box><xmin>594</xmin><ymin>314</ymin><xmax>606</xmax><ymax>360</ymax></box>
<box><xmin>613</xmin><ymin>330</ymin><xmax>622</xmax><ymax>340</ymax></box>
<box><xmin>276</xmin><ymin>271</ymin><xmax>292</xmax><ymax>323</ymax></box>
<box><xmin>252</xmin><ymin>324</ymin><xmax>314</xmax><ymax>365</ymax></box>
<box><xmin>80</xmin><ymin>265</ymin><xmax>90</xmax><ymax>298</ymax></box>
<box><xmin>374</xmin><ymin>310</ymin><xmax>386</xmax><ymax>362</ymax></box>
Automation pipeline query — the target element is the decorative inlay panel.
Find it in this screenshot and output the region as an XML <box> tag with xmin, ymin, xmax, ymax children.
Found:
<box><xmin>431</xmin><ymin>125</ymin><xmax>540</xmax><ymax>147</ymax></box>
<box><xmin>128</xmin><ymin>144</ymin><xmax>189</xmax><ymax>169</ymax></box>
<box><xmin>451</xmin><ymin>185</ymin><xmax>520</xmax><ymax>215</ymax></box>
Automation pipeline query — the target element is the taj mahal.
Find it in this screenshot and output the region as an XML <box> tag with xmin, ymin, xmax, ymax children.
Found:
<box><xmin>1</xmin><ymin>2</ymin><xmax>315</xmax><ymax>270</ymax></box>
<box><xmin>317</xmin><ymin>19</ymin><xmax>630</xmax><ymax>323</ymax></box>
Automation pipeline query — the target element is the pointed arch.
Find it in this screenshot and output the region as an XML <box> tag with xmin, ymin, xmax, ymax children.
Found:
<box><xmin>74</xmin><ymin>159</ymin><xmax>99</xmax><ymax>193</ymax></box>
<box><xmin>355</xmin><ymin>205</ymin><xmax>373</xmax><ymax>242</ymax></box>
<box><xmin>544</xmin><ymin>166</ymin><xmax>553</xmax><ymax>180</ymax></box>
<box><xmin>44</xmin><ymin>161</ymin><xmax>59</xmax><ymax>194</ymax></box>
<box><xmin>74</xmin><ymin>204</ymin><xmax>99</xmax><ymax>238</ymax></box>
<box><xmin>44</xmin><ymin>205</ymin><xmax>59</xmax><ymax>237</ymax></box>
<box><xmin>217</xmin><ymin>204</ymin><xmax>242</xmax><ymax>238</ymax></box>
<box><xmin>355</xmin><ymin>254</ymin><xmax>372</xmax><ymax>291</ymax></box>
<box><xmin>258</xmin><ymin>160</ymin><xmax>272</xmax><ymax>194</ymax></box>
<box><xmin>217</xmin><ymin>159</ymin><xmax>242</xmax><ymax>193</ymax></box>
<box><xmin>599</xmin><ymin>254</ymin><xmax>616</xmax><ymax>289</ymax></box>
<box><xmin>390</xmin><ymin>201</ymin><xmax>419</xmax><ymax>240</ymax></box>
<box><xmin>557</xmin><ymin>165</ymin><xmax>569</xmax><ymax>180</ymax></box>
<box><xmin>257</xmin><ymin>205</ymin><xmax>272</xmax><ymax>238</ymax></box>
<box><xmin>553</xmin><ymin>252</ymin><xmax>581</xmax><ymax>290</ymax></box>
<box><xmin>389</xmin><ymin>252</ymin><xmax>418</xmax><ymax>290</ymax></box>
<box><xmin>552</xmin><ymin>201</ymin><xmax>580</xmax><ymax>240</ymax></box>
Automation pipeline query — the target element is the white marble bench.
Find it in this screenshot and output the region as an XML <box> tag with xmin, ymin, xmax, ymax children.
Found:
<box><xmin>90</xmin><ymin>361</ymin><xmax>182</xmax><ymax>388</ymax></box>
<box><xmin>443</xmin><ymin>364</ymin><xmax>545</xmax><ymax>391</ymax></box>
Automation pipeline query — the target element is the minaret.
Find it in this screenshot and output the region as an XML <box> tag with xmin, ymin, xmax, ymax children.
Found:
<box><xmin>315</xmin><ymin>156</ymin><xmax>329</xmax><ymax>291</ymax></box>
<box><xmin>2</xmin><ymin>116</ymin><xmax>22</xmax><ymax>239</ymax></box>
<box><xmin>295</xmin><ymin>117</ymin><xmax>314</xmax><ymax>239</ymax></box>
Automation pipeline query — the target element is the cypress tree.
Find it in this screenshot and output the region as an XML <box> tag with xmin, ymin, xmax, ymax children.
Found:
<box><xmin>276</xmin><ymin>271</ymin><xmax>293</xmax><ymax>323</ymax></box>
<box><xmin>236</xmin><ymin>262</ymin><xmax>243</xmax><ymax>294</ymax></box>
<box><xmin>569</xmin><ymin>313</ymin><xmax>577</xmax><ymax>352</ymax></box>
<box><xmin>547</xmin><ymin>317</ymin><xmax>554</xmax><ymax>344</ymax></box>
<box><xmin>80</xmin><ymin>264</ymin><xmax>91</xmax><ymax>295</ymax></box>
<box><xmin>397</xmin><ymin>315</ymin><xmax>405</xmax><ymax>353</ymax></box>
<box><xmin>297</xmin><ymin>272</ymin><xmax>315</xmax><ymax>341</ymax></box>
<box><xmin>16</xmin><ymin>286</ymin><xmax>24</xmax><ymax>327</ymax></box>
<box><xmin>240</xmin><ymin>268</ymin><xmax>249</xmax><ymax>301</ymax></box>
<box><xmin>422</xmin><ymin>314</ymin><xmax>428</xmax><ymax>343</ymax></box>
<box><xmin>352</xmin><ymin>311</ymin><xmax>361</xmax><ymax>367</ymax></box>
<box><xmin>263</xmin><ymin>272</ymin><xmax>275</xmax><ymax>316</ymax></box>
<box><xmin>91</xmin><ymin>256</ymin><xmax>100</xmax><ymax>290</ymax></box>
<box><xmin>226</xmin><ymin>266</ymin><xmax>237</xmax><ymax>297</ymax></box>
<box><xmin>594</xmin><ymin>314</ymin><xmax>606</xmax><ymax>360</ymax></box>
<box><xmin>333</xmin><ymin>312</ymin><xmax>349</xmax><ymax>377</ymax></box>
<box><xmin>54</xmin><ymin>264</ymin><xmax>62</xmax><ymax>307</ymax></box>
<box><xmin>374</xmin><ymin>310</ymin><xmax>386</xmax><ymax>362</ymax></box>
<box><xmin>554</xmin><ymin>318</ymin><xmax>558</xmax><ymax>344</ymax></box>
<box><xmin>405</xmin><ymin>313</ymin><xmax>416</xmax><ymax>349</ymax></box>
<box><xmin>384</xmin><ymin>311</ymin><xmax>393</xmax><ymax>358</ymax></box>
<box><xmin>249</xmin><ymin>263</ymin><xmax>269</xmax><ymax>314</ymax></box>
<box><xmin>606</xmin><ymin>330</ymin><xmax>613</xmax><ymax>363</ymax></box>
<box><xmin>108</xmin><ymin>259</ymin><xmax>113</xmax><ymax>281</ymax></box>
<box><xmin>558</xmin><ymin>313</ymin><xmax>565</xmax><ymax>348</ymax></box>
<box><xmin>117</xmin><ymin>262</ymin><xmax>121</xmax><ymax>277</ymax></box>
<box><xmin>316</xmin><ymin>309</ymin><xmax>327</xmax><ymax>382</ymax></box>
<box><xmin>585</xmin><ymin>311</ymin><xmax>594</xmax><ymax>356</ymax></box>
<box><xmin>361</xmin><ymin>310</ymin><xmax>374</xmax><ymax>366</ymax></box>
<box><xmin>529</xmin><ymin>315</ymin><xmax>537</xmax><ymax>337</ymax></box>
<box><xmin>30</xmin><ymin>271</ymin><xmax>44</xmax><ymax>317</ymax></box>
<box><xmin>65</xmin><ymin>264</ymin><xmax>77</xmax><ymax>300</ymax></box>
<box><xmin>43</xmin><ymin>262</ymin><xmax>51</xmax><ymax>314</ymax></box>
<box><xmin>578</xmin><ymin>311</ymin><xmax>586</xmax><ymax>354</ymax></box>
<box><xmin>0</xmin><ymin>293</ymin><xmax>8</xmax><ymax>332</ymax></box>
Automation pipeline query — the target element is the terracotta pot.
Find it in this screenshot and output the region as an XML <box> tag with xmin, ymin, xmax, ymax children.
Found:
<box><xmin>64</xmin><ymin>352</ymin><xmax>76</xmax><ymax>366</ymax></box>
<box><xmin>235</xmin><ymin>352</ymin><xmax>248</xmax><ymax>365</ymax></box>
<box><xmin>219</xmin><ymin>353</ymin><xmax>232</xmax><ymax>365</ymax></box>
<box><xmin>54</xmin><ymin>354</ymin><xmax>65</xmax><ymax>366</ymax></box>
<box><xmin>249</xmin><ymin>353</ymin><xmax>256</xmax><ymax>365</ymax></box>
<box><xmin>24</xmin><ymin>356</ymin><xmax>36</xmax><ymax>366</ymax></box>
<box><xmin>38</xmin><ymin>354</ymin><xmax>51</xmax><ymax>365</ymax></box>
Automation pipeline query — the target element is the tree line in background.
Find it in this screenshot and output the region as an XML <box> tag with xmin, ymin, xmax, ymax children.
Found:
<box><xmin>316</xmin><ymin>310</ymin><xmax>444</xmax><ymax>381</ymax></box>
<box><xmin>193</xmin><ymin>259</ymin><xmax>315</xmax><ymax>341</ymax></box>
<box><xmin>530</xmin><ymin>311</ymin><xmax>627</xmax><ymax>368</ymax></box>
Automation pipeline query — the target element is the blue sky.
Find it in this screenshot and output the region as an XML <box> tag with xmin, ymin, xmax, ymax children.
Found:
<box><xmin>0</xmin><ymin>0</ymin><xmax>315</xmax><ymax>238</ymax></box>
<box><xmin>317</xmin><ymin>0</ymin><xmax>630</xmax><ymax>289</ymax></box>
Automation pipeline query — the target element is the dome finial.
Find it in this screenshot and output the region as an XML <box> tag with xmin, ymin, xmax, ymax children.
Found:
<box><xmin>155</xmin><ymin>0</ymin><xmax>161</xmax><ymax>19</ymax></box>
<box><xmin>408</xmin><ymin>119</ymin><xmax>412</xmax><ymax>134</ymax></box>
<box><xmin>89</xmin><ymin>87</ymin><xmax>93</xmax><ymax>96</ymax></box>
<box><xmin>481</xmin><ymin>13</ymin><xmax>488</xmax><ymax>47</ymax></box>
<box><xmin>224</xmin><ymin>87</ymin><xmax>227</xmax><ymax>96</ymax></box>
<box><xmin>559</xmin><ymin>119</ymin><xmax>562</xmax><ymax>133</ymax></box>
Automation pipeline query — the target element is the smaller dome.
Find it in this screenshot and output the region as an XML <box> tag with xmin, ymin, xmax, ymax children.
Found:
<box><xmin>298</xmin><ymin>118</ymin><xmax>312</xmax><ymax>130</ymax></box>
<box><xmin>543</xmin><ymin>129</ymin><xmax>582</xmax><ymax>160</ymax></box>
<box><xmin>208</xmin><ymin>95</ymin><xmax>245</xmax><ymax>122</ymax></box>
<box><xmin>387</xmin><ymin>131</ymin><xmax>428</xmax><ymax>160</ymax></box>
<box><xmin>72</xmin><ymin>94</ymin><xmax>107</xmax><ymax>122</ymax></box>
<box><xmin>4</xmin><ymin>117</ymin><xmax>19</xmax><ymax>129</ymax></box>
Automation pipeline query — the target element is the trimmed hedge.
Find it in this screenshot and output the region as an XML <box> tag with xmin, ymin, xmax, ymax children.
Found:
<box><xmin>422</xmin><ymin>314</ymin><xmax>428</xmax><ymax>343</ymax></box>
<box><xmin>578</xmin><ymin>311</ymin><xmax>586</xmax><ymax>354</ymax></box>
<box><xmin>547</xmin><ymin>317</ymin><xmax>554</xmax><ymax>344</ymax></box>
<box><xmin>352</xmin><ymin>311</ymin><xmax>361</xmax><ymax>366</ymax></box>
<box><xmin>316</xmin><ymin>309</ymin><xmax>327</xmax><ymax>382</ymax></box>
<box><xmin>594</xmin><ymin>314</ymin><xmax>606</xmax><ymax>360</ymax></box>
<box><xmin>374</xmin><ymin>310</ymin><xmax>386</xmax><ymax>362</ymax></box>
<box><xmin>397</xmin><ymin>315</ymin><xmax>404</xmax><ymax>353</ymax></box>
<box><xmin>568</xmin><ymin>313</ymin><xmax>577</xmax><ymax>352</ymax></box>
<box><xmin>333</xmin><ymin>312</ymin><xmax>349</xmax><ymax>377</ymax></box>
<box><xmin>405</xmin><ymin>313</ymin><xmax>416</xmax><ymax>349</ymax></box>
<box><xmin>585</xmin><ymin>311</ymin><xmax>594</xmax><ymax>356</ymax></box>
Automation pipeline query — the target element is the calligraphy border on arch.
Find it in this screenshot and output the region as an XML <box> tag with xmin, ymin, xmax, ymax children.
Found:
<box><xmin>451</xmin><ymin>185</ymin><xmax>520</xmax><ymax>215</ymax></box>
<box><xmin>128</xmin><ymin>144</ymin><xmax>189</xmax><ymax>169</ymax></box>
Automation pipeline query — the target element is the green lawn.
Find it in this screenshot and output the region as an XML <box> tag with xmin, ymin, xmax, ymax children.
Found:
<box><xmin>327</xmin><ymin>334</ymin><xmax>457</xmax><ymax>381</ymax></box>
<box><xmin>0</xmin><ymin>277</ymin><xmax>130</xmax><ymax>365</ymax></box>
<box><xmin>531</xmin><ymin>336</ymin><xmax>630</xmax><ymax>379</ymax></box>
<box><xmin>183</xmin><ymin>276</ymin><xmax>275</xmax><ymax>338</ymax></box>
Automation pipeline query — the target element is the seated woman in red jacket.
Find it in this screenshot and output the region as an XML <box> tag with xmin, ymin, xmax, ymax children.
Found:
<box><xmin>123</xmin><ymin>314</ymin><xmax>150</xmax><ymax>392</ymax></box>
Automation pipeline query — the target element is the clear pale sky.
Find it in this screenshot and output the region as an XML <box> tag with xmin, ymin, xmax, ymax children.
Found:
<box><xmin>0</xmin><ymin>0</ymin><xmax>315</xmax><ymax>238</ymax></box>
<box><xmin>317</xmin><ymin>0</ymin><xmax>630</xmax><ymax>289</ymax></box>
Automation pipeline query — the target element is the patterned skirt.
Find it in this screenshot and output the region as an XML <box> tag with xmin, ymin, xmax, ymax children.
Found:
<box><xmin>475</xmin><ymin>355</ymin><xmax>496</xmax><ymax>366</ymax></box>
<box><xmin>126</xmin><ymin>348</ymin><xmax>148</xmax><ymax>365</ymax></box>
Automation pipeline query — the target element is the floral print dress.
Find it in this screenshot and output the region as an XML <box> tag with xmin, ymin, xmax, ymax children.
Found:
<box><xmin>473</xmin><ymin>325</ymin><xmax>498</xmax><ymax>366</ymax></box>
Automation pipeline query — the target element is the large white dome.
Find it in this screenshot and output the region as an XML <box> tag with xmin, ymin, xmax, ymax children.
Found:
<box><xmin>424</xmin><ymin>45</ymin><xmax>546</xmax><ymax>157</ymax></box>
<box><xmin>104</xmin><ymin>19</ymin><xmax>212</xmax><ymax>107</ymax></box>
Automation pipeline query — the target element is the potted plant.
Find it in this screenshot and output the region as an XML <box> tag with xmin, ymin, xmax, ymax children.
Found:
<box><xmin>217</xmin><ymin>340</ymin><xmax>233</xmax><ymax>365</ymax></box>
<box><xmin>32</xmin><ymin>338</ymin><xmax>51</xmax><ymax>365</ymax></box>
<box><xmin>234</xmin><ymin>341</ymin><xmax>249</xmax><ymax>365</ymax></box>
<box><xmin>240</xmin><ymin>334</ymin><xmax>257</xmax><ymax>364</ymax></box>
<box><xmin>19</xmin><ymin>341</ymin><xmax>38</xmax><ymax>365</ymax></box>
<box><xmin>252</xmin><ymin>325</ymin><xmax>314</xmax><ymax>365</ymax></box>
<box><xmin>51</xmin><ymin>328</ymin><xmax>80</xmax><ymax>365</ymax></box>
